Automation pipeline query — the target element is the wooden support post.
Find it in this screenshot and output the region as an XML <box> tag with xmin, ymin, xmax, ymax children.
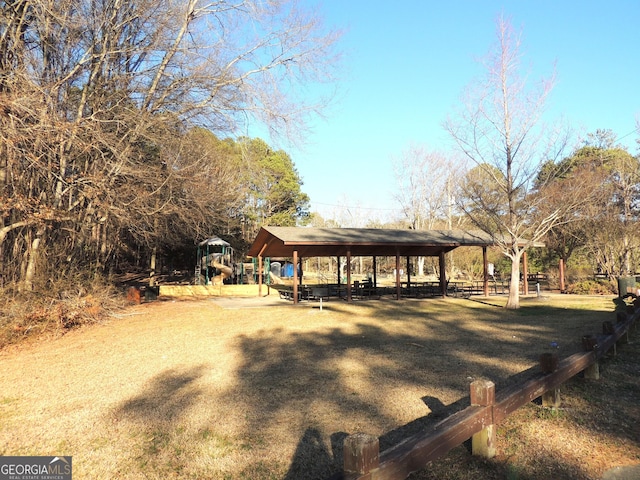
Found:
<box><xmin>540</xmin><ymin>352</ymin><xmax>559</xmax><ymax>373</ymax></box>
<box><xmin>522</xmin><ymin>250</ymin><xmax>529</xmax><ymax>295</ymax></box>
<box><xmin>582</xmin><ymin>335</ymin><xmax>598</xmax><ymax>351</ymax></box>
<box><xmin>540</xmin><ymin>353</ymin><xmax>561</xmax><ymax>408</ymax></box>
<box><xmin>299</xmin><ymin>257</ymin><xmax>304</xmax><ymax>287</ymax></box>
<box><xmin>373</xmin><ymin>256</ymin><xmax>377</xmax><ymax>289</ymax></box>
<box><xmin>482</xmin><ymin>246</ymin><xmax>489</xmax><ymax>297</ymax></box>
<box><xmin>603</xmin><ymin>321</ymin><xmax>617</xmax><ymax>356</ymax></box>
<box><xmin>439</xmin><ymin>251</ymin><xmax>447</xmax><ymax>297</ymax></box>
<box><xmin>541</xmin><ymin>390</ymin><xmax>561</xmax><ymax>409</ymax></box>
<box><xmin>256</xmin><ymin>243</ymin><xmax>268</xmax><ymax>298</ymax></box>
<box><xmin>395</xmin><ymin>252</ymin><xmax>401</xmax><ymax>300</ymax></box>
<box><xmin>293</xmin><ymin>250</ymin><xmax>299</xmax><ymax>305</ymax></box>
<box><xmin>347</xmin><ymin>249</ymin><xmax>352</xmax><ymax>303</ymax></box>
<box><xmin>584</xmin><ymin>361</ymin><xmax>600</xmax><ymax>380</ymax></box>
<box><xmin>622</xmin><ymin>330</ymin><xmax>630</xmax><ymax>344</ymax></box>
<box><xmin>582</xmin><ymin>335</ymin><xmax>600</xmax><ymax>380</ymax></box>
<box><xmin>258</xmin><ymin>255</ymin><xmax>263</xmax><ymax>297</ymax></box>
<box><xmin>470</xmin><ymin>380</ymin><xmax>496</xmax><ymax>459</ymax></box>
<box><xmin>343</xmin><ymin>433</ymin><xmax>379</xmax><ymax>476</ymax></box>
<box><xmin>602</xmin><ymin>321</ymin><xmax>615</xmax><ymax>334</ymax></box>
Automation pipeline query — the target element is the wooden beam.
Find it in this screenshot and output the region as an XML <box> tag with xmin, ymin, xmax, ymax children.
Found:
<box><xmin>334</xmin><ymin>312</ymin><xmax>638</xmax><ymax>480</ymax></box>
<box><xmin>376</xmin><ymin>405</ymin><xmax>492</xmax><ymax>478</ymax></box>
<box><xmin>494</xmin><ymin>350</ymin><xmax>595</xmax><ymax>423</ymax></box>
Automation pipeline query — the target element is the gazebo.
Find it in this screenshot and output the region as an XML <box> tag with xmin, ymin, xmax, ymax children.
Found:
<box><xmin>247</xmin><ymin>226</ymin><xmax>505</xmax><ymax>303</ymax></box>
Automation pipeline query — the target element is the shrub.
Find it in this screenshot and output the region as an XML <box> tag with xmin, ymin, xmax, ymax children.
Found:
<box><xmin>566</xmin><ymin>279</ymin><xmax>616</xmax><ymax>295</ymax></box>
<box><xmin>0</xmin><ymin>275</ymin><xmax>125</xmax><ymax>349</ymax></box>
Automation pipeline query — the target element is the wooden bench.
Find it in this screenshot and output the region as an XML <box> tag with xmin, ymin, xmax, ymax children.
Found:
<box><xmin>448</xmin><ymin>283</ymin><xmax>471</xmax><ymax>298</ymax></box>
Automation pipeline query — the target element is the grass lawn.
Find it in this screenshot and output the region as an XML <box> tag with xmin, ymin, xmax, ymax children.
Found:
<box><xmin>0</xmin><ymin>293</ymin><xmax>638</xmax><ymax>479</ymax></box>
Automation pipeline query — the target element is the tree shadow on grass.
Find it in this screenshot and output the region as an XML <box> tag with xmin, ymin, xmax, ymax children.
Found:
<box><xmin>112</xmin><ymin>364</ymin><xmax>207</xmax><ymax>475</ymax></box>
<box><xmin>116</xmin><ymin>365</ymin><xmax>207</xmax><ymax>423</ymax></box>
<box><xmin>283</xmin><ymin>428</ymin><xmax>348</xmax><ymax>480</ymax></box>
<box><xmin>233</xmin><ymin>299</ymin><xmax>623</xmax><ymax>479</ymax></box>
<box><xmin>106</xmin><ymin>298</ymin><xmax>626</xmax><ymax>479</ymax></box>
<box><xmin>230</xmin><ymin>316</ymin><xmax>532</xmax><ymax>478</ymax></box>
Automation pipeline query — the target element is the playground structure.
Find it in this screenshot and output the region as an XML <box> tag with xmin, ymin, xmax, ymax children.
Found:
<box><xmin>195</xmin><ymin>236</ymin><xmax>276</xmax><ymax>286</ymax></box>
<box><xmin>233</xmin><ymin>259</ymin><xmax>276</xmax><ymax>285</ymax></box>
<box><xmin>195</xmin><ymin>237</ymin><xmax>234</xmax><ymax>285</ymax></box>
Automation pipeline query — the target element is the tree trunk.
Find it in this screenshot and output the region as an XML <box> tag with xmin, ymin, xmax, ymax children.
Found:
<box><xmin>506</xmin><ymin>251</ymin><xmax>521</xmax><ymax>309</ymax></box>
<box><xmin>23</xmin><ymin>229</ymin><xmax>45</xmax><ymax>292</ymax></box>
<box><xmin>149</xmin><ymin>246</ymin><xmax>157</xmax><ymax>287</ymax></box>
<box><xmin>559</xmin><ymin>257</ymin><xmax>566</xmax><ymax>293</ymax></box>
<box><xmin>446</xmin><ymin>251</ymin><xmax>455</xmax><ymax>280</ymax></box>
<box><xmin>418</xmin><ymin>256</ymin><xmax>425</xmax><ymax>276</ymax></box>
<box><xmin>623</xmin><ymin>233</ymin><xmax>631</xmax><ymax>275</ymax></box>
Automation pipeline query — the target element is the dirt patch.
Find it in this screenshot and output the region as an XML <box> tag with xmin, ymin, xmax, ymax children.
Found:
<box><xmin>0</xmin><ymin>295</ymin><xmax>637</xmax><ymax>479</ymax></box>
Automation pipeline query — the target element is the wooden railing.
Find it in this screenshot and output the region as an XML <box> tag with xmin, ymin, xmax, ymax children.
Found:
<box><xmin>330</xmin><ymin>299</ymin><xmax>639</xmax><ymax>480</ymax></box>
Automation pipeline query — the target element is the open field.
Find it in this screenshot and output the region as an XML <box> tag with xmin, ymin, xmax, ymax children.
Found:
<box><xmin>0</xmin><ymin>294</ymin><xmax>638</xmax><ymax>479</ymax></box>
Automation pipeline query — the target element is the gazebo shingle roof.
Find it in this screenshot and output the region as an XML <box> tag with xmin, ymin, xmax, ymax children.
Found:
<box><xmin>247</xmin><ymin>226</ymin><xmax>495</xmax><ymax>258</ymax></box>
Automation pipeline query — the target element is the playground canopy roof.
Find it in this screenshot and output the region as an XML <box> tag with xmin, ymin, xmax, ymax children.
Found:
<box><xmin>199</xmin><ymin>236</ymin><xmax>231</xmax><ymax>247</ymax></box>
<box><xmin>247</xmin><ymin>226</ymin><xmax>497</xmax><ymax>258</ymax></box>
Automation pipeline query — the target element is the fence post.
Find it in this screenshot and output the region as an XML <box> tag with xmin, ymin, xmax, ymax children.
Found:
<box><xmin>540</xmin><ymin>352</ymin><xmax>561</xmax><ymax>408</ymax></box>
<box><xmin>616</xmin><ymin>311</ymin><xmax>632</xmax><ymax>344</ymax></box>
<box><xmin>343</xmin><ymin>433</ymin><xmax>379</xmax><ymax>477</ymax></box>
<box><xmin>470</xmin><ymin>380</ymin><xmax>496</xmax><ymax>459</ymax></box>
<box><xmin>582</xmin><ymin>335</ymin><xmax>600</xmax><ymax>380</ymax></box>
<box><xmin>603</xmin><ymin>321</ymin><xmax>617</xmax><ymax>356</ymax></box>
<box><xmin>621</xmin><ymin>330</ymin><xmax>630</xmax><ymax>344</ymax></box>
<box><xmin>616</xmin><ymin>311</ymin><xmax>628</xmax><ymax>324</ymax></box>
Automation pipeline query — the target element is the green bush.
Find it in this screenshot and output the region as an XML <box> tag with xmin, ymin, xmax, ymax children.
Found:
<box><xmin>566</xmin><ymin>279</ymin><xmax>616</xmax><ymax>295</ymax></box>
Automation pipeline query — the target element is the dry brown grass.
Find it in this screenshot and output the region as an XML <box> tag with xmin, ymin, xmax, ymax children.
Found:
<box><xmin>0</xmin><ymin>280</ymin><xmax>125</xmax><ymax>349</ymax></box>
<box><xmin>0</xmin><ymin>293</ymin><xmax>638</xmax><ymax>479</ymax></box>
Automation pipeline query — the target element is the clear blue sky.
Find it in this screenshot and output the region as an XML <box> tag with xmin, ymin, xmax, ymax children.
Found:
<box><xmin>271</xmin><ymin>1</ymin><xmax>640</xmax><ymax>223</ymax></box>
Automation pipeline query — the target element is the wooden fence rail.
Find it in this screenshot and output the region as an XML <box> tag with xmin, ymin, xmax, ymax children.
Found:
<box><xmin>331</xmin><ymin>299</ymin><xmax>639</xmax><ymax>480</ymax></box>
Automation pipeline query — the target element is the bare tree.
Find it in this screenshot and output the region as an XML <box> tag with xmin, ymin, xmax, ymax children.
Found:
<box><xmin>445</xmin><ymin>16</ymin><xmax>576</xmax><ymax>308</ymax></box>
<box><xmin>0</xmin><ymin>0</ymin><xmax>340</xmax><ymax>290</ymax></box>
<box><xmin>393</xmin><ymin>144</ymin><xmax>466</xmax><ymax>275</ymax></box>
<box><xmin>393</xmin><ymin>144</ymin><xmax>451</xmax><ymax>229</ymax></box>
